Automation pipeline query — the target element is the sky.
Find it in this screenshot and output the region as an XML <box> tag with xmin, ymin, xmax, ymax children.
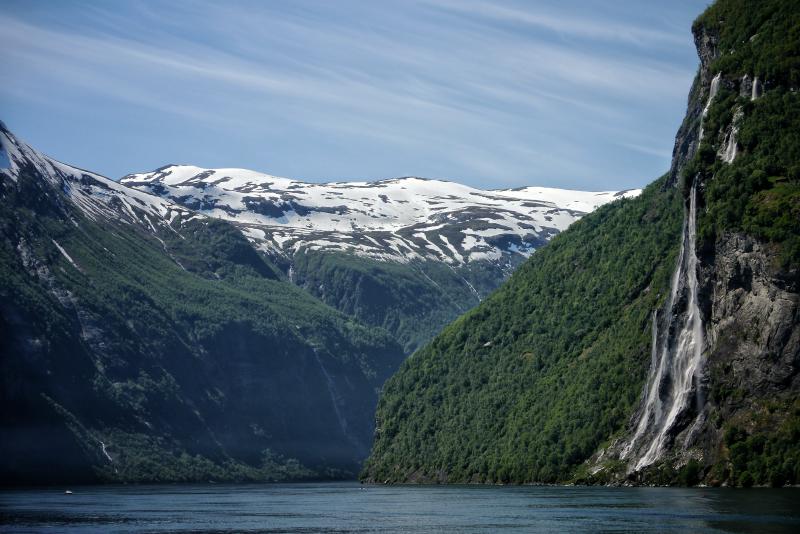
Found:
<box><xmin>0</xmin><ymin>0</ymin><xmax>710</xmax><ymax>190</ymax></box>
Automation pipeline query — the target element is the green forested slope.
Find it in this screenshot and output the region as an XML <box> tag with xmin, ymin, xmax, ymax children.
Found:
<box><xmin>291</xmin><ymin>250</ymin><xmax>507</xmax><ymax>354</ymax></box>
<box><xmin>690</xmin><ymin>0</ymin><xmax>800</xmax><ymax>264</ymax></box>
<box><xmin>364</xmin><ymin>0</ymin><xmax>800</xmax><ymax>486</ymax></box>
<box><xmin>0</xmin><ymin>150</ymin><xmax>404</xmax><ymax>484</ymax></box>
<box><xmin>363</xmin><ymin>178</ymin><xmax>682</xmax><ymax>483</ymax></box>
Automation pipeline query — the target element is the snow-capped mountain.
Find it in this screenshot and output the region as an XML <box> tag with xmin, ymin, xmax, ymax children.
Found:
<box><xmin>2</xmin><ymin>121</ymin><xmax>640</xmax><ymax>355</ymax></box>
<box><xmin>122</xmin><ymin>165</ymin><xmax>640</xmax><ymax>265</ymax></box>
<box><xmin>0</xmin><ymin>122</ymin><xmax>195</xmax><ymax>234</ymax></box>
<box><xmin>0</xmin><ymin>121</ymin><xmax>406</xmax><ymax>484</ymax></box>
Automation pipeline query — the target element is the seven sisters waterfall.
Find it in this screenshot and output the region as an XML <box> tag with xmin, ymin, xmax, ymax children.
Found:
<box><xmin>620</xmin><ymin>73</ymin><xmax>723</xmax><ymax>471</ymax></box>
<box><xmin>621</xmin><ymin>184</ymin><xmax>705</xmax><ymax>470</ymax></box>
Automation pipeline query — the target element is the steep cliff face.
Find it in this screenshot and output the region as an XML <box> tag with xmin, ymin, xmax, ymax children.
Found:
<box><xmin>603</xmin><ymin>228</ymin><xmax>799</xmax><ymax>485</ymax></box>
<box><xmin>0</xmin><ymin>125</ymin><xmax>405</xmax><ymax>485</ymax></box>
<box><xmin>363</xmin><ymin>0</ymin><xmax>799</xmax><ymax>487</ymax></box>
<box><xmin>595</xmin><ymin>0</ymin><xmax>800</xmax><ymax>486</ymax></box>
<box><xmin>122</xmin><ymin>167</ymin><xmax>637</xmax><ymax>355</ymax></box>
<box><xmin>666</xmin><ymin>24</ymin><xmax>717</xmax><ymax>188</ymax></box>
<box><xmin>693</xmin><ymin>4</ymin><xmax>800</xmax><ymax>481</ymax></box>
<box><xmin>703</xmin><ymin>231</ymin><xmax>798</xmax><ymax>428</ymax></box>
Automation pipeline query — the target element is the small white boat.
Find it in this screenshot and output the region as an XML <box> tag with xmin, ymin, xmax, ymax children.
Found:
<box><xmin>64</xmin><ymin>490</ymin><xmax>73</xmax><ymax>495</ymax></box>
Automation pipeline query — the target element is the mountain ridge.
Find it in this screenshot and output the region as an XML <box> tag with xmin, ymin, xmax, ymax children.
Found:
<box><xmin>120</xmin><ymin>163</ymin><xmax>638</xmax><ymax>354</ymax></box>
<box><xmin>362</xmin><ymin>0</ymin><xmax>800</xmax><ymax>487</ymax></box>
<box><xmin>122</xmin><ymin>164</ymin><xmax>639</xmax><ymax>266</ymax></box>
<box><xmin>0</xmin><ymin>122</ymin><xmax>406</xmax><ymax>484</ymax></box>
<box><xmin>2</xmin><ymin>123</ymin><xmax>637</xmax><ymax>356</ymax></box>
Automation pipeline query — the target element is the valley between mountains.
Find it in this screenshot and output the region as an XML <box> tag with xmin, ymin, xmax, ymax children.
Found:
<box><xmin>0</xmin><ymin>121</ymin><xmax>630</xmax><ymax>484</ymax></box>
<box><xmin>121</xmin><ymin>166</ymin><xmax>636</xmax><ymax>354</ymax></box>
<box><xmin>363</xmin><ymin>0</ymin><xmax>800</xmax><ymax>487</ymax></box>
<box><xmin>1</xmin><ymin>0</ymin><xmax>798</xmax><ymax>490</ymax></box>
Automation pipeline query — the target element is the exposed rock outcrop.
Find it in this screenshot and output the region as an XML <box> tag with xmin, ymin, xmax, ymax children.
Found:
<box><xmin>694</xmin><ymin>232</ymin><xmax>799</xmax><ymax>444</ymax></box>
<box><xmin>667</xmin><ymin>24</ymin><xmax>720</xmax><ymax>187</ymax></box>
<box><xmin>595</xmin><ymin>7</ymin><xmax>800</xmax><ymax>485</ymax></box>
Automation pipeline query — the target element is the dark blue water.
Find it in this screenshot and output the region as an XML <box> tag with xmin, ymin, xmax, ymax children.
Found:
<box><xmin>1</xmin><ymin>482</ymin><xmax>799</xmax><ymax>533</ymax></box>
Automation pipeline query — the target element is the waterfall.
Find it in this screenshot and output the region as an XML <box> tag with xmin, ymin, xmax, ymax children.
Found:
<box><xmin>622</xmin><ymin>184</ymin><xmax>705</xmax><ymax>470</ymax></box>
<box><xmin>722</xmin><ymin>108</ymin><xmax>743</xmax><ymax>164</ymax></box>
<box><xmin>751</xmin><ymin>76</ymin><xmax>762</xmax><ymax>101</ymax></box>
<box><xmin>722</xmin><ymin>130</ymin><xmax>738</xmax><ymax>163</ymax></box>
<box><xmin>98</xmin><ymin>440</ymin><xmax>113</xmax><ymax>463</ymax></box>
<box><xmin>312</xmin><ymin>348</ymin><xmax>361</xmax><ymax>451</ymax></box>
<box><xmin>698</xmin><ymin>72</ymin><xmax>722</xmax><ymax>141</ymax></box>
<box><xmin>702</xmin><ymin>73</ymin><xmax>722</xmax><ymax>116</ymax></box>
<box><xmin>621</xmin><ymin>72</ymin><xmax>722</xmax><ymax>471</ymax></box>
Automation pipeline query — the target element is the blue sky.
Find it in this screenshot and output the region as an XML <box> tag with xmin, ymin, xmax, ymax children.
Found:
<box><xmin>0</xmin><ymin>0</ymin><xmax>709</xmax><ymax>190</ymax></box>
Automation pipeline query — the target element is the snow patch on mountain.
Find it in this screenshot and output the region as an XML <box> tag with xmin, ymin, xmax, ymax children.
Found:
<box><xmin>0</xmin><ymin>125</ymin><xmax>193</xmax><ymax>233</ymax></box>
<box><xmin>123</xmin><ymin>165</ymin><xmax>640</xmax><ymax>264</ymax></box>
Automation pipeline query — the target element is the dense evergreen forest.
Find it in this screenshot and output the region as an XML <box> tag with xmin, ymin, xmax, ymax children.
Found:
<box><xmin>363</xmin><ymin>0</ymin><xmax>800</xmax><ymax>486</ymax></box>
<box><xmin>0</xmin><ymin>143</ymin><xmax>404</xmax><ymax>484</ymax></box>
<box><xmin>364</xmin><ymin>179</ymin><xmax>683</xmax><ymax>483</ymax></box>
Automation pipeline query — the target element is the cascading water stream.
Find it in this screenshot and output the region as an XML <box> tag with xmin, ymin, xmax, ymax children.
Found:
<box><xmin>702</xmin><ymin>73</ymin><xmax>722</xmax><ymax>116</ymax></box>
<box><xmin>698</xmin><ymin>72</ymin><xmax>721</xmax><ymax>142</ymax></box>
<box><xmin>312</xmin><ymin>348</ymin><xmax>363</xmax><ymax>452</ymax></box>
<box><xmin>751</xmin><ymin>76</ymin><xmax>762</xmax><ymax>101</ymax></box>
<box><xmin>620</xmin><ymin>72</ymin><xmax>721</xmax><ymax>472</ymax></box>
<box><xmin>621</xmin><ymin>184</ymin><xmax>705</xmax><ymax>470</ymax></box>
<box><xmin>722</xmin><ymin>108</ymin><xmax>743</xmax><ymax>164</ymax></box>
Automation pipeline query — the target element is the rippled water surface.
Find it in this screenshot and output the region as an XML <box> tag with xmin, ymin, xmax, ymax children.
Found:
<box><xmin>1</xmin><ymin>482</ymin><xmax>799</xmax><ymax>533</ymax></box>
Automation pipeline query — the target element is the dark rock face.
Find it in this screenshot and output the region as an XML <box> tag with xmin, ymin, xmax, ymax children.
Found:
<box><xmin>706</xmin><ymin>234</ymin><xmax>798</xmax><ymax>385</ymax></box>
<box><xmin>593</xmin><ymin>5</ymin><xmax>799</xmax><ymax>484</ymax></box>
<box><xmin>0</xmin><ymin>131</ymin><xmax>405</xmax><ymax>485</ymax></box>
<box><xmin>667</xmin><ymin>25</ymin><xmax>720</xmax><ymax>188</ymax></box>
<box><xmin>694</xmin><ymin>233</ymin><xmax>800</xmax><ymax>460</ymax></box>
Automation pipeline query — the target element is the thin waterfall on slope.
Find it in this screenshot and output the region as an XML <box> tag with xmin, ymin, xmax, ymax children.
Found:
<box><xmin>620</xmin><ymin>206</ymin><xmax>687</xmax><ymax>462</ymax></box>
<box><xmin>722</xmin><ymin>128</ymin><xmax>739</xmax><ymax>163</ymax></box>
<box><xmin>702</xmin><ymin>73</ymin><xmax>722</xmax><ymax>116</ymax></box>
<box><xmin>620</xmin><ymin>73</ymin><xmax>721</xmax><ymax>471</ymax></box>
<box><xmin>722</xmin><ymin>108</ymin><xmax>743</xmax><ymax>164</ymax></box>
<box><xmin>751</xmin><ymin>76</ymin><xmax>762</xmax><ymax>101</ymax></box>
<box><xmin>621</xmin><ymin>184</ymin><xmax>705</xmax><ymax>470</ymax></box>
<box><xmin>312</xmin><ymin>348</ymin><xmax>361</xmax><ymax>451</ymax></box>
<box><xmin>698</xmin><ymin>72</ymin><xmax>722</xmax><ymax>142</ymax></box>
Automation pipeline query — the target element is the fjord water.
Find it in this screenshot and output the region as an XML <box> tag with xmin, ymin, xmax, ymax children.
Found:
<box><xmin>1</xmin><ymin>483</ymin><xmax>799</xmax><ymax>533</ymax></box>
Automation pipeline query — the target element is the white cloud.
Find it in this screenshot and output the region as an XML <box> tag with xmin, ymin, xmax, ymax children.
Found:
<box><xmin>0</xmin><ymin>0</ymin><xmax>701</xmax><ymax>189</ymax></box>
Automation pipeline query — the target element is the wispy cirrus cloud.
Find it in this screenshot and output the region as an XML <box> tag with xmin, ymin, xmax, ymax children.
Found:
<box><xmin>0</xmin><ymin>0</ymin><xmax>706</xmax><ymax>189</ymax></box>
<box><xmin>423</xmin><ymin>0</ymin><xmax>691</xmax><ymax>47</ymax></box>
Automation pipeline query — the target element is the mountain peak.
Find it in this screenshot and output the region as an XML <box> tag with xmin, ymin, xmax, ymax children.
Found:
<box><xmin>1</xmin><ymin>125</ymin><xmax>195</xmax><ymax>232</ymax></box>
<box><xmin>123</xmin><ymin>164</ymin><xmax>640</xmax><ymax>265</ymax></box>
